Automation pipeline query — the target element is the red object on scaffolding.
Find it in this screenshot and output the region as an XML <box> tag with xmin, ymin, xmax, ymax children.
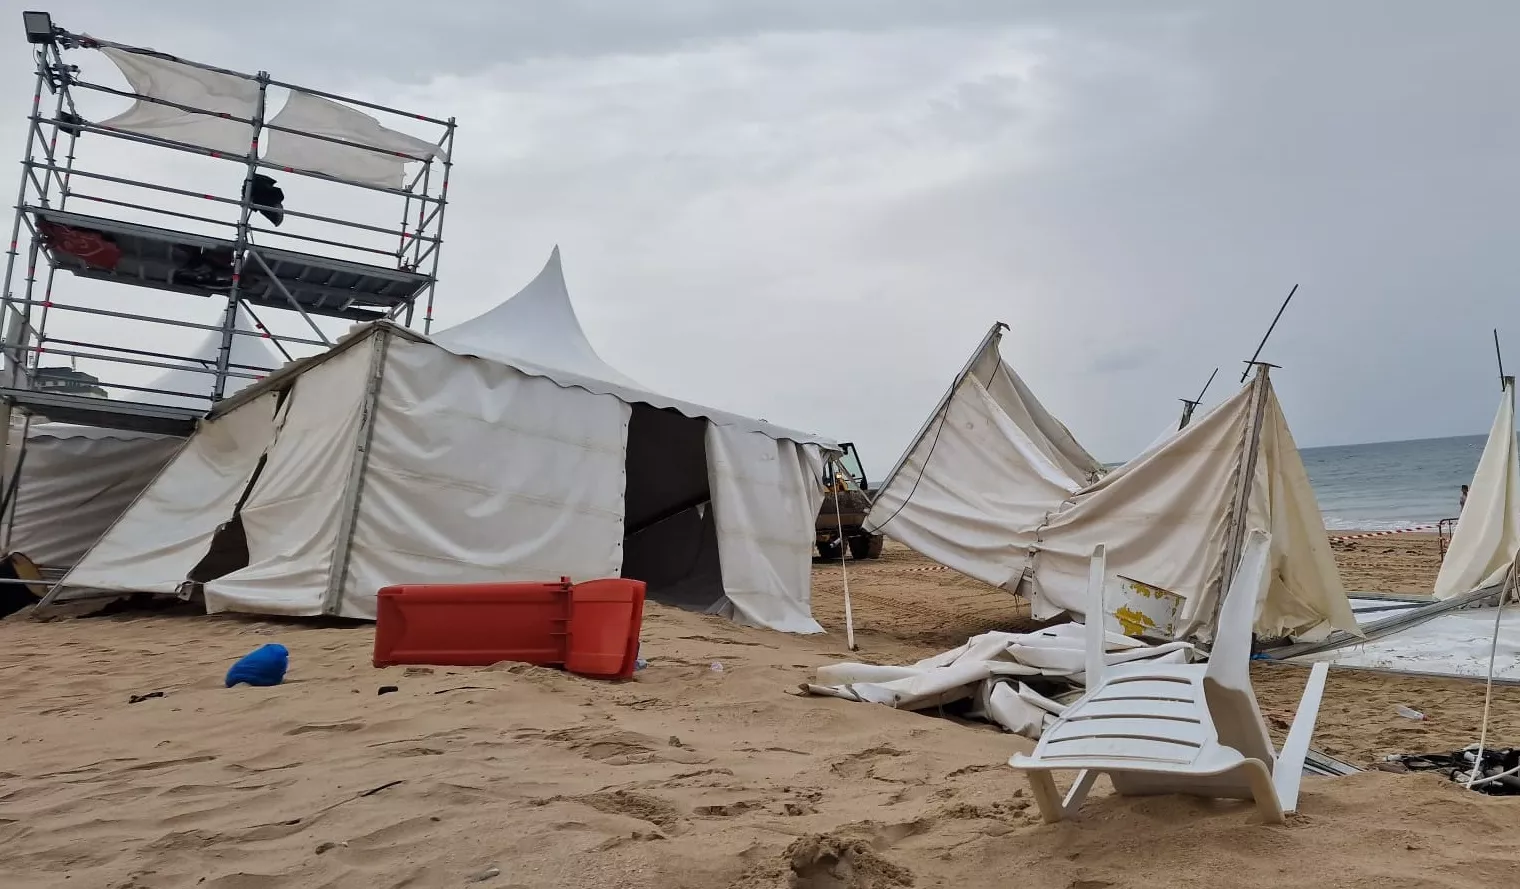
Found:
<box><xmin>372</xmin><ymin>577</ymin><xmax>645</xmax><ymax>680</ymax></box>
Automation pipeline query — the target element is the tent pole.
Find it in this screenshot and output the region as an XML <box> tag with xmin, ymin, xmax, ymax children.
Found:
<box><xmin>1240</xmin><ymin>285</ymin><xmax>1298</xmax><ymax>384</ymax></box>
<box><xmin>1210</xmin><ymin>365</ymin><xmax>1272</xmax><ymax>638</ymax></box>
<box><xmin>865</xmin><ymin>321</ymin><xmax>1006</xmax><ymax>533</ymax></box>
<box><xmin>830</xmin><ymin>455</ymin><xmax>857</xmax><ymax>650</ymax></box>
<box><xmin>322</xmin><ymin>327</ymin><xmax>391</xmax><ymax>615</ymax></box>
<box><xmin>1178</xmin><ymin>367</ymin><xmax>1219</xmax><ymax>431</ymax></box>
<box><xmin>1495</xmin><ymin>329</ymin><xmax>1506</xmax><ymax>391</ymax></box>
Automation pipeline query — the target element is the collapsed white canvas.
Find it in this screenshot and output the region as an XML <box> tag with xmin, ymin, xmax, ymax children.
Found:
<box><xmin>1434</xmin><ymin>378</ymin><xmax>1520</xmax><ymax>599</ymax></box>
<box><xmin>866</xmin><ymin>324</ymin><xmax>1357</xmax><ymax>641</ymax></box>
<box><xmin>202</xmin><ymin>339</ymin><xmax>376</xmax><ymax>616</ymax></box>
<box><xmin>51</xmin><ymin>393</ymin><xmax>279</xmax><ymax>597</ymax></box>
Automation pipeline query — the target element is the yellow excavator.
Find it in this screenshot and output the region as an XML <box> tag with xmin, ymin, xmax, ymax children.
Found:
<box><xmin>815</xmin><ymin>442</ymin><xmax>884</xmax><ymax>561</ymax></box>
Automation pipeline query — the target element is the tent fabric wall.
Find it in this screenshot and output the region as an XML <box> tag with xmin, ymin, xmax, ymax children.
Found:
<box><xmin>203</xmin><ymin>339</ymin><xmax>377</xmax><ymax>616</ymax></box>
<box><xmin>1434</xmin><ymin>380</ymin><xmax>1520</xmax><ymax>599</ymax></box>
<box><xmin>336</xmin><ymin>336</ymin><xmax>630</xmax><ymax>620</ymax></box>
<box><xmin>706</xmin><ymin>425</ymin><xmax>827</xmax><ymax>633</ymax></box>
<box><xmin>50</xmin><ymin>393</ymin><xmax>279</xmax><ymax>598</ymax></box>
<box><xmin>866</xmin><ymin>326</ymin><xmax>1356</xmax><ymax>641</ymax></box>
<box><xmin>970</xmin><ymin>333</ymin><xmax>1106</xmax><ymax>484</ymax></box>
<box><xmin>3</xmin><ymin>425</ymin><xmax>180</xmax><ymax>568</ymax></box>
<box><xmin>865</xmin><ymin>372</ymin><xmax>1083</xmax><ymax>590</ymax></box>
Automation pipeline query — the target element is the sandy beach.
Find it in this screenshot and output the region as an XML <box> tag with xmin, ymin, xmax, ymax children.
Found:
<box><xmin>3</xmin><ymin>534</ymin><xmax>1516</xmax><ymax>889</ymax></box>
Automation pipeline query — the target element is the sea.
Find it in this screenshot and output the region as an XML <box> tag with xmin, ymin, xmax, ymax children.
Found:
<box><xmin>1304</xmin><ymin>434</ymin><xmax>1496</xmax><ymax>532</ymax></box>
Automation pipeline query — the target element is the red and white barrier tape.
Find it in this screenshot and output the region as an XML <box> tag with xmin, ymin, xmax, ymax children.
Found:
<box><xmin>1329</xmin><ymin>523</ymin><xmax>1439</xmax><ymax>541</ymax></box>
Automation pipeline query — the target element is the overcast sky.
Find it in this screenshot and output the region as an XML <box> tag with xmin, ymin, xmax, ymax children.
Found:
<box><xmin>3</xmin><ymin>1</ymin><xmax>1516</xmax><ymax>473</ymax></box>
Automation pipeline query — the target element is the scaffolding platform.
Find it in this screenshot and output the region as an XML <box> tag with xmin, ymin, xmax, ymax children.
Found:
<box><xmin>0</xmin><ymin>387</ymin><xmax>199</xmax><ymax>436</ymax></box>
<box><xmin>32</xmin><ymin>207</ymin><xmax>431</xmax><ymax>322</ymax></box>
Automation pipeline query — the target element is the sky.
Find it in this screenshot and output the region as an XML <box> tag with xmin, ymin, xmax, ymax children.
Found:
<box><xmin>2</xmin><ymin>1</ymin><xmax>1517</xmax><ymax>476</ymax></box>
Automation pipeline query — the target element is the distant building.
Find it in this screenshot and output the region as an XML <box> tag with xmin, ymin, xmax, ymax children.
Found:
<box><xmin>34</xmin><ymin>366</ymin><xmax>108</xmax><ymax>398</ymax></box>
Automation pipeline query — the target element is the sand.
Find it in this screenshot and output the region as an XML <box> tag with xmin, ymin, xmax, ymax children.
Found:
<box><xmin>3</xmin><ymin>533</ymin><xmax>1517</xmax><ymax>888</ymax></box>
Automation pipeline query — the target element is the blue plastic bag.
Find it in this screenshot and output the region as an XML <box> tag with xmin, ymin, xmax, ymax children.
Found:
<box><xmin>225</xmin><ymin>643</ymin><xmax>289</xmax><ymax>687</ymax></box>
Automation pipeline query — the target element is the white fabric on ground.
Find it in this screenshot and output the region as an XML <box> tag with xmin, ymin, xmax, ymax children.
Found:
<box><xmin>705</xmin><ymin>426</ymin><xmax>827</xmax><ymax>633</ymax></box>
<box><xmin>1299</xmin><ymin>605</ymin><xmax>1520</xmax><ymax>681</ymax></box>
<box><xmin>3</xmin><ymin>425</ymin><xmax>180</xmax><ymax>568</ymax></box>
<box><xmin>263</xmin><ymin>92</ymin><xmax>445</xmax><ymax>187</ymax></box>
<box><xmin>203</xmin><ymin>339</ymin><xmax>375</xmax><ymax>615</ymax></box>
<box><xmin>866</xmin><ymin>326</ymin><xmax>1356</xmax><ymax>641</ymax></box>
<box><xmin>430</xmin><ymin>248</ymin><xmax>833</xmax><ymax>446</ymax></box>
<box><xmin>338</xmin><ymin>336</ymin><xmax>630</xmax><ymax>620</ymax></box>
<box><xmin>804</xmin><ymin>624</ymin><xmax>1193</xmax><ymax>740</ymax></box>
<box><xmin>53</xmin><ymin>394</ymin><xmax>279</xmax><ymax>596</ymax></box>
<box><xmin>97</xmin><ymin>47</ymin><xmax>259</xmax><ymax>156</ymax></box>
<box><xmin>1434</xmin><ymin>380</ymin><xmax>1520</xmax><ymax>599</ymax></box>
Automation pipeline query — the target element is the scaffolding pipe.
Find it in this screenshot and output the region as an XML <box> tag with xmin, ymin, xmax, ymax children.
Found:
<box><xmin>211</xmin><ymin>71</ymin><xmax>269</xmax><ymax>401</ymax></box>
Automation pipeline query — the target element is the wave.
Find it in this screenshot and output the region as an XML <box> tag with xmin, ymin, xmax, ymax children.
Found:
<box><xmin>1321</xmin><ymin>516</ymin><xmax>1445</xmax><ymax>532</ymax></box>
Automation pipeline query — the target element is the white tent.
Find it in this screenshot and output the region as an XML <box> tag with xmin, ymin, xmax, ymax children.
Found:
<box><xmin>864</xmin><ymin>323</ymin><xmax>1357</xmax><ymax>641</ymax></box>
<box><xmin>2</xmin><ymin>423</ymin><xmax>178</xmax><ymax>569</ymax></box>
<box><xmin>47</xmin><ymin>249</ymin><xmax>837</xmax><ymax>633</ymax></box>
<box><xmin>3</xmin><ymin>310</ymin><xmax>280</xmax><ymax>569</ymax></box>
<box><xmin>1434</xmin><ymin>376</ymin><xmax>1520</xmax><ymax>599</ymax></box>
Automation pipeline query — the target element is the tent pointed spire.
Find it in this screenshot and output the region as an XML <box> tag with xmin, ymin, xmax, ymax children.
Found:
<box><xmin>429</xmin><ymin>247</ymin><xmax>646</xmax><ymax>390</ymax></box>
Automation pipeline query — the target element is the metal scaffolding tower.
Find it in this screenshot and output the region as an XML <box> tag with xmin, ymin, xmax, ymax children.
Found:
<box><xmin>1</xmin><ymin>11</ymin><xmax>455</xmax><ymax>439</ymax></box>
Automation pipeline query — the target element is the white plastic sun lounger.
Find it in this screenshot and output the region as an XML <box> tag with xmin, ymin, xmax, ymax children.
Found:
<box><xmin>1008</xmin><ymin>529</ymin><xmax>1330</xmax><ymax>824</ymax></box>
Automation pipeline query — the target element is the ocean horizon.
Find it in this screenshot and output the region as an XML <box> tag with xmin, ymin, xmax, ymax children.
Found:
<box><xmin>1302</xmin><ymin>433</ymin><xmax>1502</xmax><ymax>532</ymax></box>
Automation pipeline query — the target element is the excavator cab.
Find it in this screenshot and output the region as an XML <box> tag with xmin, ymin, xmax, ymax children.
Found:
<box><xmin>815</xmin><ymin>442</ymin><xmax>884</xmax><ymax>561</ymax></box>
<box><xmin>823</xmin><ymin>442</ymin><xmax>868</xmax><ymax>493</ymax></box>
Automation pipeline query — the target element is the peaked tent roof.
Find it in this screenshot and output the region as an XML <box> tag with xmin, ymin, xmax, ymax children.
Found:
<box><xmin>1434</xmin><ymin>377</ymin><xmax>1520</xmax><ymax>599</ymax></box>
<box><xmin>428</xmin><ymin>247</ymin><xmax>832</xmax><ymax>446</ymax></box>
<box><xmin>141</xmin><ymin>306</ymin><xmax>283</xmax><ymax>410</ymax></box>
<box><xmin>864</xmin><ymin>323</ymin><xmax>1357</xmax><ymax>641</ymax></box>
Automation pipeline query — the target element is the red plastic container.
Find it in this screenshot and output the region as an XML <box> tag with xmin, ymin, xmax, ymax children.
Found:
<box><xmin>373</xmin><ymin>577</ymin><xmax>645</xmax><ymax>680</ymax></box>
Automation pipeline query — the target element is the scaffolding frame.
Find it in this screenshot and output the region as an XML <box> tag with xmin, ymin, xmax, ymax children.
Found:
<box><xmin>0</xmin><ymin>19</ymin><xmax>455</xmax><ymax>434</ymax></box>
<box><xmin>0</xmin><ymin>14</ymin><xmax>456</xmax><ymax>568</ymax></box>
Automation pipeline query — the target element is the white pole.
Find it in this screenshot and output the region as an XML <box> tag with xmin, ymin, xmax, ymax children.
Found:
<box><xmin>830</xmin><ymin>456</ymin><xmax>856</xmax><ymax>651</ymax></box>
<box><xmin>1467</xmin><ymin>555</ymin><xmax>1517</xmax><ymax>788</ymax></box>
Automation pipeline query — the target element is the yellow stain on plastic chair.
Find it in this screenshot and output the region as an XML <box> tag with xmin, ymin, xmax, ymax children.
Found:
<box><xmin>1112</xmin><ymin>605</ymin><xmax>1157</xmax><ymax>637</ymax></box>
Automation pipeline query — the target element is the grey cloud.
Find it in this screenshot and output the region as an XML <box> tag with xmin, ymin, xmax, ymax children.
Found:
<box><xmin>2</xmin><ymin>1</ymin><xmax>1515</xmax><ymax>474</ymax></box>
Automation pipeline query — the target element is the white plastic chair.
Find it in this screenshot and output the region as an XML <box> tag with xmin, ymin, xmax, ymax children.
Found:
<box><xmin>1007</xmin><ymin>530</ymin><xmax>1330</xmax><ymax>824</ymax></box>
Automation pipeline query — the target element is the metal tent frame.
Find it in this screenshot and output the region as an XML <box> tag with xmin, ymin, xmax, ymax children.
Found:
<box><xmin>0</xmin><ymin>12</ymin><xmax>455</xmax><ymax>566</ymax></box>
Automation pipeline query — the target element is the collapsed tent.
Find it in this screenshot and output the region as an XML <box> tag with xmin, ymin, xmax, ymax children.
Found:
<box><xmin>45</xmin><ymin>249</ymin><xmax>837</xmax><ymax>633</ymax></box>
<box><xmin>2</xmin><ymin>310</ymin><xmax>280</xmax><ymax>569</ymax></box>
<box><xmin>1434</xmin><ymin>376</ymin><xmax>1520</xmax><ymax>599</ymax></box>
<box><xmin>865</xmin><ymin>323</ymin><xmax>1357</xmax><ymax>641</ymax></box>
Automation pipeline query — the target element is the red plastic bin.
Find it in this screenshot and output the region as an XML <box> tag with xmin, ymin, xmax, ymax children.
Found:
<box><xmin>372</xmin><ymin>577</ymin><xmax>645</xmax><ymax>680</ymax></box>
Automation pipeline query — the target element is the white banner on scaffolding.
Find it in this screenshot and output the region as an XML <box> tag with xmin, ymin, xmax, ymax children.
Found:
<box><xmin>263</xmin><ymin>92</ymin><xmax>446</xmax><ymax>188</ymax></box>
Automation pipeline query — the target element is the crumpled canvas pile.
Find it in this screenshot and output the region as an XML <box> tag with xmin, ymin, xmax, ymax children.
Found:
<box><xmin>802</xmin><ymin>623</ymin><xmax>1195</xmax><ymax>740</ymax></box>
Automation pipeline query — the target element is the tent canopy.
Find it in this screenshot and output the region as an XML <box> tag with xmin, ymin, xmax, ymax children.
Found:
<box><xmin>865</xmin><ymin>323</ymin><xmax>1357</xmax><ymax>642</ymax></box>
<box><xmin>50</xmin><ymin>250</ymin><xmax>836</xmax><ymax>634</ymax></box>
<box><xmin>1434</xmin><ymin>376</ymin><xmax>1520</xmax><ymax>599</ymax></box>
<box><xmin>425</xmin><ymin>247</ymin><xmax>831</xmax><ymax>446</ymax></box>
